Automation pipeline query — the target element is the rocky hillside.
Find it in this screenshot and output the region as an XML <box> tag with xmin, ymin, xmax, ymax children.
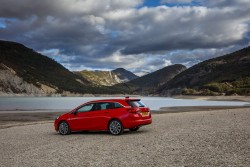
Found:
<box><xmin>0</xmin><ymin>40</ymin><xmax>121</xmax><ymax>95</ymax></box>
<box><xmin>0</xmin><ymin>63</ymin><xmax>46</xmax><ymax>95</ymax></box>
<box><xmin>114</xmin><ymin>64</ymin><xmax>186</xmax><ymax>95</ymax></box>
<box><xmin>112</xmin><ymin>68</ymin><xmax>138</xmax><ymax>82</ymax></box>
<box><xmin>159</xmin><ymin>46</ymin><xmax>250</xmax><ymax>95</ymax></box>
<box><xmin>75</xmin><ymin>68</ymin><xmax>138</xmax><ymax>86</ymax></box>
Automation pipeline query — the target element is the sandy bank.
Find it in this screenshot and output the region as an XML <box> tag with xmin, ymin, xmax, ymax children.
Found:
<box><xmin>173</xmin><ymin>95</ymin><xmax>250</xmax><ymax>102</ymax></box>
<box><xmin>0</xmin><ymin>108</ymin><xmax>250</xmax><ymax>166</ymax></box>
<box><xmin>1</xmin><ymin>105</ymin><xmax>250</xmax><ymax>129</ymax></box>
<box><xmin>0</xmin><ymin>111</ymin><xmax>65</xmax><ymax>129</ymax></box>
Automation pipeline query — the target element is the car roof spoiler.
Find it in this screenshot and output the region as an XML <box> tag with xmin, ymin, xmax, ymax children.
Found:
<box><xmin>125</xmin><ymin>96</ymin><xmax>140</xmax><ymax>101</ymax></box>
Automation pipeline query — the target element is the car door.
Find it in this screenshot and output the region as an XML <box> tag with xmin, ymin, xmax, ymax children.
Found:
<box><xmin>85</xmin><ymin>102</ymin><xmax>111</xmax><ymax>130</ymax></box>
<box><xmin>68</xmin><ymin>103</ymin><xmax>95</xmax><ymax>131</ymax></box>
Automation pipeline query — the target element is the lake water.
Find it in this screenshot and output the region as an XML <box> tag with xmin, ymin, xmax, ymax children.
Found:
<box><xmin>0</xmin><ymin>97</ymin><xmax>249</xmax><ymax>111</ymax></box>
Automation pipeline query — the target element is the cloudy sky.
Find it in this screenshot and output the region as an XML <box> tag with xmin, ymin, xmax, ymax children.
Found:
<box><xmin>0</xmin><ymin>0</ymin><xmax>250</xmax><ymax>75</ymax></box>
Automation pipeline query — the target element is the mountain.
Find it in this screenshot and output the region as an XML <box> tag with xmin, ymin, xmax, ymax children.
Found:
<box><xmin>159</xmin><ymin>46</ymin><xmax>250</xmax><ymax>95</ymax></box>
<box><xmin>112</xmin><ymin>68</ymin><xmax>138</xmax><ymax>82</ymax></box>
<box><xmin>0</xmin><ymin>40</ymin><xmax>121</xmax><ymax>95</ymax></box>
<box><xmin>114</xmin><ymin>64</ymin><xmax>187</xmax><ymax>95</ymax></box>
<box><xmin>75</xmin><ymin>68</ymin><xmax>138</xmax><ymax>86</ymax></box>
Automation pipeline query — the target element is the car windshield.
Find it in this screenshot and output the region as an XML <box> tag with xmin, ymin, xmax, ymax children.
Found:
<box><xmin>127</xmin><ymin>100</ymin><xmax>145</xmax><ymax>107</ymax></box>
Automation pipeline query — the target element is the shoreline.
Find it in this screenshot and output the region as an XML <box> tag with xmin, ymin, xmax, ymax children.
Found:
<box><xmin>1</xmin><ymin>95</ymin><xmax>250</xmax><ymax>129</ymax></box>
<box><xmin>172</xmin><ymin>95</ymin><xmax>250</xmax><ymax>102</ymax></box>
<box><xmin>153</xmin><ymin>105</ymin><xmax>250</xmax><ymax>114</ymax></box>
<box><xmin>1</xmin><ymin>94</ymin><xmax>250</xmax><ymax>100</ymax></box>
<box><xmin>1</xmin><ymin>105</ymin><xmax>250</xmax><ymax>129</ymax></box>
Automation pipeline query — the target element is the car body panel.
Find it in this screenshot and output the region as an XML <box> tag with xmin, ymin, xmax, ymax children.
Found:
<box><xmin>54</xmin><ymin>98</ymin><xmax>152</xmax><ymax>133</ymax></box>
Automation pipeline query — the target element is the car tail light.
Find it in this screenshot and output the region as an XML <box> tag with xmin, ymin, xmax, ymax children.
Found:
<box><xmin>127</xmin><ymin>108</ymin><xmax>138</xmax><ymax>113</ymax></box>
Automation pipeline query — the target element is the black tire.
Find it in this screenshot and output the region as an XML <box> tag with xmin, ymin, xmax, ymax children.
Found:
<box><xmin>129</xmin><ymin>127</ymin><xmax>140</xmax><ymax>131</ymax></box>
<box><xmin>108</xmin><ymin>119</ymin><xmax>124</xmax><ymax>135</ymax></box>
<box><xmin>58</xmin><ymin>121</ymin><xmax>71</xmax><ymax>135</ymax></box>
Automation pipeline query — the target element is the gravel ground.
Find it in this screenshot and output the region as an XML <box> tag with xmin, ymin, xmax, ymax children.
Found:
<box><xmin>1</xmin><ymin>108</ymin><xmax>250</xmax><ymax>167</ymax></box>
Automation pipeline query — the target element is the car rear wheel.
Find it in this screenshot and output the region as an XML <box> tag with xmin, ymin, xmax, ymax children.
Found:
<box><xmin>129</xmin><ymin>127</ymin><xmax>140</xmax><ymax>131</ymax></box>
<box><xmin>58</xmin><ymin>121</ymin><xmax>71</xmax><ymax>135</ymax></box>
<box><xmin>108</xmin><ymin>119</ymin><xmax>124</xmax><ymax>135</ymax></box>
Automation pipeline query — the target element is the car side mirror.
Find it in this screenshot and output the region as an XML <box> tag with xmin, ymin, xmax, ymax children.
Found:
<box><xmin>72</xmin><ymin>109</ymin><xmax>77</xmax><ymax>115</ymax></box>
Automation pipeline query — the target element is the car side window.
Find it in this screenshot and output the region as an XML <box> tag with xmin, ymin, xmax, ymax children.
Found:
<box><xmin>114</xmin><ymin>102</ymin><xmax>123</xmax><ymax>108</ymax></box>
<box><xmin>105</xmin><ymin>102</ymin><xmax>123</xmax><ymax>109</ymax></box>
<box><xmin>77</xmin><ymin>103</ymin><xmax>94</xmax><ymax>113</ymax></box>
<box><xmin>77</xmin><ymin>102</ymin><xmax>123</xmax><ymax>112</ymax></box>
<box><xmin>93</xmin><ymin>103</ymin><xmax>102</xmax><ymax>111</ymax></box>
<box><xmin>99</xmin><ymin>103</ymin><xmax>108</xmax><ymax>110</ymax></box>
<box><xmin>105</xmin><ymin>103</ymin><xmax>114</xmax><ymax>109</ymax></box>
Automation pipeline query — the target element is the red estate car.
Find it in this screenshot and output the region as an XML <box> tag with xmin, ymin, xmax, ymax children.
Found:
<box><xmin>54</xmin><ymin>97</ymin><xmax>152</xmax><ymax>135</ymax></box>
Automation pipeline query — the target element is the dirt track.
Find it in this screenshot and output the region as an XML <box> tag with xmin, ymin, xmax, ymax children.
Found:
<box><xmin>1</xmin><ymin>108</ymin><xmax>250</xmax><ymax>166</ymax></box>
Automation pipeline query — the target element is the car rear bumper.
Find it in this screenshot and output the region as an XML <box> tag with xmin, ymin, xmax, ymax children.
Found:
<box><xmin>124</xmin><ymin>118</ymin><xmax>152</xmax><ymax>128</ymax></box>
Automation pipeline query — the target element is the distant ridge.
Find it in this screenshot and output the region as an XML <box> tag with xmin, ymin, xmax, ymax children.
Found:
<box><xmin>112</xmin><ymin>68</ymin><xmax>138</xmax><ymax>82</ymax></box>
<box><xmin>159</xmin><ymin>46</ymin><xmax>250</xmax><ymax>95</ymax></box>
<box><xmin>2</xmin><ymin>40</ymin><xmax>249</xmax><ymax>96</ymax></box>
<box><xmin>75</xmin><ymin>68</ymin><xmax>138</xmax><ymax>86</ymax></box>
<box><xmin>114</xmin><ymin>64</ymin><xmax>186</xmax><ymax>95</ymax></box>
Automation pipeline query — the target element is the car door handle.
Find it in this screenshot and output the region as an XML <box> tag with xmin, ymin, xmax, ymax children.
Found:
<box><xmin>104</xmin><ymin>112</ymin><xmax>109</xmax><ymax>114</ymax></box>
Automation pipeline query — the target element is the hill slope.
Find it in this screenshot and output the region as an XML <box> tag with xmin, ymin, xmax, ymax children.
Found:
<box><xmin>114</xmin><ymin>64</ymin><xmax>186</xmax><ymax>95</ymax></box>
<box><xmin>75</xmin><ymin>68</ymin><xmax>138</xmax><ymax>86</ymax></box>
<box><xmin>0</xmin><ymin>40</ymin><xmax>121</xmax><ymax>95</ymax></box>
<box><xmin>112</xmin><ymin>68</ymin><xmax>138</xmax><ymax>82</ymax></box>
<box><xmin>159</xmin><ymin>46</ymin><xmax>250</xmax><ymax>95</ymax></box>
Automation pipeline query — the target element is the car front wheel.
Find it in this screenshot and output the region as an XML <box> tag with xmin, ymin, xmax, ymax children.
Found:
<box><xmin>108</xmin><ymin>119</ymin><xmax>124</xmax><ymax>135</ymax></box>
<box><xmin>58</xmin><ymin>121</ymin><xmax>71</xmax><ymax>135</ymax></box>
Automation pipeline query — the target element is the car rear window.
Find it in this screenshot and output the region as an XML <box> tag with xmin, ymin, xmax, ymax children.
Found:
<box><xmin>127</xmin><ymin>100</ymin><xmax>145</xmax><ymax>107</ymax></box>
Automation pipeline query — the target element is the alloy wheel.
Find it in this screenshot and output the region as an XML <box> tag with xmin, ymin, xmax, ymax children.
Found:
<box><xmin>59</xmin><ymin>121</ymin><xmax>70</xmax><ymax>135</ymax></box>
<box><xmin>109</xmin><ymin>120</ymin><xmax>123</xmax><ymax>135</ymax></box>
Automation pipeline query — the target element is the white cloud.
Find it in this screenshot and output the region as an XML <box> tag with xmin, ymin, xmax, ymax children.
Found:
<box><xmin>39</xmin><ymin>48</ymin><xmax>76</xmax><ymax>65</ymax></box>
<box><xmin>161</xmin><ymin>0</ymin><xmax>194</xmax><ymax>4</ymax></box>
<box><xmin>0</xmin><ymin>0</ymin><xmax>250</xmax><ymax>74</ymax></box>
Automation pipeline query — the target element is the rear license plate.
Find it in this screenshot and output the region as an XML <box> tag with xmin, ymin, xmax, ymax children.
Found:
<box><xmin>141</xmin><ymin>112</ymin><xmax>149</xmax><ymax>116</ymax></box>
